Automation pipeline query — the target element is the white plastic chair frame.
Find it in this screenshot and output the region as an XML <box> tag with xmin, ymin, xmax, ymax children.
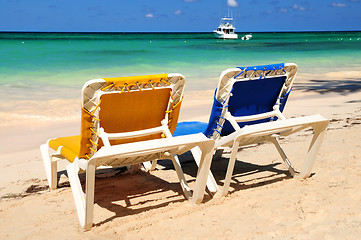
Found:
<box><xmin>67</xmin><ymin>133</ymin><xmax>214</xmax><ymax>230</ymax></box>
<box><xmin>41</xmin><ymin>73</ymin><xmax>215</xmax><ymax>231</ymax></box>
<box><xmin>189</xmin><ymin>63</ymin><xmax>329</xmax><ymax>196</ymax></box>
<box><xmin>217</xmin><ymin>114</ymin><xmax>328</xmax><ymax>196</ymax></box>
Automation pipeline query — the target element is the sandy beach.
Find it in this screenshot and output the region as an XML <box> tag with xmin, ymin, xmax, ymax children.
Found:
<box><xmin>1</xmin><ymin>73</ymin><xmax>361</xmax><ymax>239</ymax></box>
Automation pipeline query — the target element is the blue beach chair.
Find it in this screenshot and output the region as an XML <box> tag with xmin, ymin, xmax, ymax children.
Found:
<box><xmin>173</xmin><ymin>63</ymin><xmax>329</xmax><ymax>196</ymax></box>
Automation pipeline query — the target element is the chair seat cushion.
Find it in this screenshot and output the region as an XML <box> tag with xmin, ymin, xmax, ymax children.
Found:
<box><xmin>173</xmin><ymin>121</ymin><xmax>208</xmax><ymax>137</ymax></box>
<box><xmin>49</xmin><ymin>135</ymin><xmax>81</xmax><ymax>163</ymax></box>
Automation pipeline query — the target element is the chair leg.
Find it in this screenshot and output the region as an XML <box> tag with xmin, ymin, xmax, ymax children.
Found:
<box><xmin>297</xmin><ymin>121</ymin><xmax>328</xmax><ymax>179</ymax></box>
<box><xmin>142</xmin><ymin>161</ymin><xmax>158</xmax><ymax>171</ymax></box>
<box><xmin>150</xmin><ymin>160</ymin><xmax>158</xmax><ymax>170</ymax></box>
<box><xmin>214</xmin><ymin>149</ymin><xmax>224</xmax><ymax>161</ymax></box>
<box><xmin>221</xmin><ymin>141</ymin><xmax>240</xmax><ymax>197</ymax></box>
<box><xmin>189</xmin><ymin>140</ymin><xmax>215</xmax><ymax>204</ymax></box>
<box><xmin>84</xmin><ymin>161</ymin><xmax>96</xmax><ymax>230</ymax></box>
<box><xmin>191</xmin><ymin>147</ymin><xmax>219</xmax><ymax>194</ymax></box>
<box><xmin>271</xmin><ymin>121</ymin><xmax>328</xmax><ymax>179</ymax></box>
<box><xmin>170</xmin><ymin>155</ymin><xmax>192</xmax><ymax>199</ymax></box>
<box><xmin>40</xmin><ymin>143</ymin><xmax>58</xmax><ymax>190</ymax></box>
<box><xmin>127</xmin><ymin>164</ymin><xmax>140</xmax><ymax>174</ymax></box>
<box><xmin>66</xmin><ymin>160</ymin><xmax>95</xmax><ymax>231</ymax></box>
<box><xmin>170</xmin><ymin>140</ymin><xmax>214</xmax><ymax>204</ymax></box>
<box><xmin>270</xmin><ymin>137</ymin><xmax>297</xmax><ymax>176</ymax></box>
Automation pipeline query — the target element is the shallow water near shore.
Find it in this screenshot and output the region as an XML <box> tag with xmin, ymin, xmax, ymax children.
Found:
<box><xmin>1</xmin><ymin>31</ymin><xmax>361</xmax><ymax>87</ymax></box>
<box><xmin>1</xmin><ymin>31</ymin><xmax>361</xmax><ymax>124</ymax></box>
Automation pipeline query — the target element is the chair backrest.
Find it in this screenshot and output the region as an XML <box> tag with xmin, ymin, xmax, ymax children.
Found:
<box><xmin>203</xmin><ymin>63</ymin><xmax>298</xmax><ymax>138</ymax></box>
<box><xmin>78</xmin><ymin>73</ymin><xmax>186</xmax><ymax>159</ymax></box>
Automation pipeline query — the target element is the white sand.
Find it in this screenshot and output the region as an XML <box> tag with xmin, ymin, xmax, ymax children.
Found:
<box><xmin>1</xmin><ymin>81</ymin><xmax>361</xmax><ymax>239</ymax></box>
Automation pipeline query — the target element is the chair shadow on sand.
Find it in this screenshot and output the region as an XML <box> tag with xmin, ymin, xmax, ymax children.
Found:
<box><xmin>163</xmin><ymin>148</ymin><xmax>294</xmax><ymax>196</ymax></box>
<box><xmin>53</xmin><ymin>146</ymin><xmax>293</xmax><ymax>227</ymax></box>
<box><xmin>56</xmin><ymin>166</ymin><xmax>186</xmax><ymax>227</ymax></box>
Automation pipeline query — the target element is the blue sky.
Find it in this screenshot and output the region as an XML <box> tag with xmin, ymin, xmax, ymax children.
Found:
<box><xmin>1</xmin><ymin>0</ymin><xmax>360</xmax><ymax>32</ymax></box>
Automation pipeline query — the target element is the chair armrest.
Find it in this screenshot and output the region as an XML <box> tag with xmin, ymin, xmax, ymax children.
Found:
<box><xmin>99</xmin><ymin>124</ymin><xmax>172</xmax><ymax>147</ymax></box>
<box><xmin>224</xmin><ymin>110</ymin><xmax>286</xmax><ymax>133</ymax></box>
<box><xmin>229</xmin><ymin>110</ymin><xmax>286</xmax><ymax>123</ymax></box>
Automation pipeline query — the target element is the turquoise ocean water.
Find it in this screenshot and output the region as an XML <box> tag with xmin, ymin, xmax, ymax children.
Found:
<box><xmin>1</xmin><ymin>31</ymin><xmax>361</xmax><ymax>102</ymax></box>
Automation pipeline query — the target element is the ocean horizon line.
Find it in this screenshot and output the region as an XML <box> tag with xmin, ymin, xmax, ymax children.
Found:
<box><xmin>1</xmin><ymin>30</ymin><xmax>361</xmax><ymax>34</ymax></box>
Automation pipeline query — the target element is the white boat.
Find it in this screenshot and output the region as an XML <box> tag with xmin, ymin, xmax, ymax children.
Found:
<box><xmin>213</xmin><ymin>17</ymin><xmax>238</xmax><ymax>39</ymax></box>
<box><xmin>241</xmin><ymin>34</ymin><xmax>253</xmax><ymax>40</ymax></box>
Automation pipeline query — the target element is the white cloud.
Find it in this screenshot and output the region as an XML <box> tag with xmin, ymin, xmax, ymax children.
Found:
<box><xmin>145</xmin><ymin>13</ymin><xmax>154</xmax><ymax>18</ymax></box>
<box><xmin>279</xmin><ymin>8</ymin><xmax>288</xmax><ymax>13</ymax></box>
<box><xmin>227</xmin><ymin>0</ymin><xmax>239</xmax><ymax>7</ymax></box>
<box><xmin>293</xmin><ymin>4</ymin><xmax>306</xmax><ymax>11</ymax></box>
<box><xmin>174</xmin><ymin>10</ymin><xmax>182</xmax><ymax>15</ymax></box>
<box><xmin>331</xmin><ymin>2</ymin><xmax>347</xmax><ymax>7</ymax></box>
<box><xmin>264</xmin><ymin>10</ymin><xmax>273</xmax><ymax>14</ymax></box>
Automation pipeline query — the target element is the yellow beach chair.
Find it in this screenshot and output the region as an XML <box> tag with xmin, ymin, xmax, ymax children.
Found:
<box><xmin>40</xmin><ymin>73</ymin><xmax>214</xmax><ymax>230</ymax></box>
